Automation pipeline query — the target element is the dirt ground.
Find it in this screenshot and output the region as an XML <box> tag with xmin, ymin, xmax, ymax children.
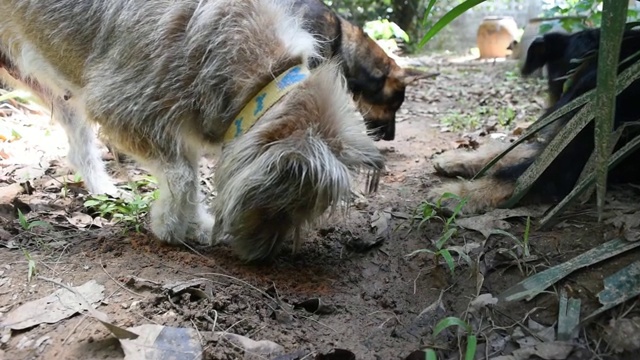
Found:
<box><xmin>1</xmin><ymin>54</ymin><xmax>639</xmax><ymax>360</ymax></box>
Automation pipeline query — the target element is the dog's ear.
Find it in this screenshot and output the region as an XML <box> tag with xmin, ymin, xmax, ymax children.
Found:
<box><xmin>397</xmin><ymin>67</ymin><xmax>439</xmax><ymax>86</ymax></box>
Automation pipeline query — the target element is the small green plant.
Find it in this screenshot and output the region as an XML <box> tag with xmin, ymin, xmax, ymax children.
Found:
<box><xmin>539</xmin><ymin>0</ymin><xmax>640</xmax><ymax>34</ymax></box>
<box><xmin>363</xmin><ymin>19</ymin><xmax>410</xmax><ymax>42</ymax></box>
<box><xmin>440</xmin><ymin>111</ymin><xmax>481</xmax><ymax>132</ymax></box>
<box><xmin>17</xmin><ymin>209</ymin><xmax>51</xmax><ymax>231</ymax></box>
<box><xmin>10</xmin><ymin>129</ymin><xmax>22</xmax><ymax>141</ymax></box>
<box><xmin>497</xmin><ymin>106</ymin><xmax>516</xmax><ymax>128</ymax></box>
<box><xmin>423</xmin><ymin>317</ymin><xmax>477</xmax><ymax>360</ymax></box>
<box><xmin>83</xmin><ymin>177</ymin><xmax>158</xmax><ymax>232</ymax></box>
<box><xmin>490</xmin><ymin>216</ymin><xmax>534</xmax><ymax>275</ymax></box>
<box><xmin>504</xmin><ymin>70</ymin><xmax>520</xmax><ymax>81</ymax></box>
<box><xmin>407</xmin><ymin>193</ymin><xmax>472</xmax><ymax>274</ymax></box>
<box><xmin>23</xmin><ymin>250</ymin><xmax>37</xmax><ymax>283</ymax></box>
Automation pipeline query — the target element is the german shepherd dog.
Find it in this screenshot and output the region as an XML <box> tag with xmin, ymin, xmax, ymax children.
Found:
<box><xmin>287</xmin><ymin>0</ymin><xmax>433</xmax><ymax>141</ymax></box>
<box><xmin>428</xmin><ymin>28</ymin><xmax>640</xmax><ymax>214</ymax></box>
<box><xmin>0</xmin><ymin>0</ymin><xmax>384</xmax><ymax>261</ymax></box>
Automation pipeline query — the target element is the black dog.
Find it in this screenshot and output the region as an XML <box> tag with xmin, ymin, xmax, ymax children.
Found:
<box><xmin>521</xmin><ymin>28</ymin><xmax>601</xmax><ymax>107</ymax></box>
<box><xmin>430</xmin><ymin>27</ymin><xmax>640</xmax><ymax>213</ymax></box>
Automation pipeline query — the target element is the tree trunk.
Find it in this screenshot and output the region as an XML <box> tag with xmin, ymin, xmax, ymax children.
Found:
<box><xmin>391</xmin><ymin>0</ymin><xmax>420</xmax><ymax>35</ymax></box>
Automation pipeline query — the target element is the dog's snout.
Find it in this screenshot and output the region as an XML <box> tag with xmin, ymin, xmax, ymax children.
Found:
<box><xmin>367</xmin><ymin>120</ymin><xmax>395</xmax><ymax>141</ymax></box>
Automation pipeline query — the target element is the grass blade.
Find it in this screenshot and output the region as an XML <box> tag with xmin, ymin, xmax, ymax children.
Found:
<box><xmin>419</xmin><ymin>0</ymin><xmax>487</xmax><ymax>47</ymax></box>
<box><xmin>439</xmin><ymin>249</ymin><xmax>456</xmax><ymax>274</ymax></box>
<box><xmin>421</xmin><ymin>0</ymin><xmax>438</xmax><ymax>27</ymax></box>
<box><xmin>435</xmin><ymin>228</ymin><xmax>457</xmax><ymax>249</ymax></box>
<box><xmin>426</xmin><ymin>349</ymin><xmax>437</xmax><ymax>360</ymax></box>
<box><xmin>594</xmin><ymin>0</ymin><xmax>629</xmax><ymax>221</ymax></box>
<box><xmin>433</xmin><ymin>316</ymin><xmax>472</xmax><ymax>336</ymax></box>
<box><xmin>465</xmin><ymin>334</ymin><xmax>478</xmax><ymax>360</ymax></box>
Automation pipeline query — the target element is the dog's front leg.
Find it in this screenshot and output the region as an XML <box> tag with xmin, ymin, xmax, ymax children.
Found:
<box><xmin>146</xmin><ymin>152</ymin><xmax>214</xmax><ymax>245</ymax></box>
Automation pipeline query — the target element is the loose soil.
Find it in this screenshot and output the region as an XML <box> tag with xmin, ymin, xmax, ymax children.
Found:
<box><xmin>0</xmin><ymin>54</ymin><xmax>639</xmax><ymax>360</ymax></box>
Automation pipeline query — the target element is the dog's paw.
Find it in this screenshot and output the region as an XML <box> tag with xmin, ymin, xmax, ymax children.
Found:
<box><xmin>433</xmin><ymin>151</ymin><xmax>477</xmax><ymax>178</ymax></box>
<box><xmin>189</xmin><ymin>210</ymin><xmax>215</xmax><ymax>245</ymax></box>
<box><xmin>427</xmin><ymin>177</ymin><xmax>516</xmax><ymax>216</ymax></box>
<box><xmin>150</xmin><ymin>203</ymin><xmax>188</xmax><ymax>245</ymax></box>
<box><xmin>150</xmin><ymin>223</ymin><xmax>185</xmax><ymax>245</ymax></box>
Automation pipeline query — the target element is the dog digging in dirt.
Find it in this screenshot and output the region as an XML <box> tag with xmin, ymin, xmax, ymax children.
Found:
<box><xmin>0</xmin><ymin>0</ymin><xmax>385</xmax><ymax>261</ymax></box>
<box><xmin>287</xmin><ymin>0</ymin><xmax>436</xmax><ymax>141</ymax></box>
<box><xmin>428</xmin><ymin>27</ymin><xmax>640</xmax><ymax>214</ymax></box>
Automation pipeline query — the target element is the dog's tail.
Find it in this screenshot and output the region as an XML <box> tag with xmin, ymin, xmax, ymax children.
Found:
<box><xmin>213</xmin><ymin>61</ymin><xmax>384</xmax><ymax>262</ymax></box>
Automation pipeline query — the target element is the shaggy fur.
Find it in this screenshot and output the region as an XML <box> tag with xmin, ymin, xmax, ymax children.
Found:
<box><xmin>287</xmin><ymin>0</ymin><xmax>434</xmax><ymax>141</ymax></box>
<box><xmin>0</xmin><ymin>0</ymin><xmax>384</xmax><ymax>261</ymax></box>
<box><xmin>429</xmin><ymin>27</ymin><xmax>640</xmax><ymax>214</ymax></box>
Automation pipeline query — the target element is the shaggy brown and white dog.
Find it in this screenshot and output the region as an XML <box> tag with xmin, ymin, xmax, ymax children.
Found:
<box><xmin>0</xmin><ymin>0</ymin><xmax>384</xmax><ymax>261</ymax></box>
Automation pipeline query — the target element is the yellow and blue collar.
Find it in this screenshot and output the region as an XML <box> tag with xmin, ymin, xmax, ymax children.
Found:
<box><xmin>223</xmin><ymin>64</ymin><xmax>311</xmax><ymax>143</ymax></box>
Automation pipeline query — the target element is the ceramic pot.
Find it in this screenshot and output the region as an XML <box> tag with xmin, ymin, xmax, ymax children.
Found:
<box><xmin>476</xmin><ymin>16</ymin><xmax>519</xmax><ymax>59</ymax></box>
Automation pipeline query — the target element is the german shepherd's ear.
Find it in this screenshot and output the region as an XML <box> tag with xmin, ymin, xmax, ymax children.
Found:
<box><xmin>397</xmin><ymin>67</ymin><xmax>439</xmax><ymax>86</ymax></box>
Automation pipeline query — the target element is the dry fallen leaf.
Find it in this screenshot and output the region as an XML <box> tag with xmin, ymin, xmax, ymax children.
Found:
<box><xmin>455</xmin><ymin>207</ymin><xmax>546</xmax><ymax>238</ymax></box>
<box><xmin>468</xmin><ymin>293</ymin><xmax>498</xmax><ymax>315</ymax></box>
<box><xmin>0</xmin><ymin>183</ymin><xmax>24</xmax><ymax>204</ymax></box>
<box><xmin>66</xmin><ymin>212</ymin><xmax>94</xmax><ymax>229</ymax></box>
<box><xmin>370</xmin><ymin>209</ymin><xmax>391</xmax><ymax>239</ymax></box>
<box><xmin>1</xmin><ymin>280</ymin><xmax>104</xmax><ymax>330</ymax></box>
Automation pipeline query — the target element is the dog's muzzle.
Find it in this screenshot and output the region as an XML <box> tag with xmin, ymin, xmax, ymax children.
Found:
<box><xmin>368</xmin><ymin>119</ymin><xmax>395</xmax><ymax>141</ymax></box>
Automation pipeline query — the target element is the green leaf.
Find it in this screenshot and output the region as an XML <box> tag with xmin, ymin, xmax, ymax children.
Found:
<box><xmin>11</xmin><ymin>129</ymin><xmax>22</xmax><ymax>140</ymax></box>
<box><xmin>439</xmin><ymin>248</ymin><xmax>456</xmax><ymax>274</ymax></box>
<box><xmin>83</xmin><ymin>199</ymin><xmax>101</xmax><ymax>207</ymax></box>
<box><xmin>17</xmin><ymin>209</ymin><xmax>28</xmax><ymax>230</ymax></box>
<box><xmin>406</xmin><ymin>248</ymin><xmax>436</xmax><ymax>258</ymax></box>
<box><xmin>437</xmin><ymin>192</ymin><xmax>462</xmax><ymax>208</ymax></box>
<box><xmin>419</xmin><ymin>0</ymin><xmax>487</xmax><ymax>47</ymax></box>
<box><xmin>593</xmin><ymin>0</ymin><xmax>629</xmax><ymax>221</ymax></box>
<box><xmin>465</xmin><ymin>334</ymin><xmax>478</xmax><ymax>360</ymax></box>
<box><xmin>421</xmin><ymin>0</ymin><xmax>438</xmax><ymax>27</ymax></box>
<box><xmin>447</xmin><ymin>246</ymin><xmax>473</xmax><ymax>267</ymax></box>
<box><xmin>489</xmin><ymin>229</ymin><xmax>525</xmax><ymax>249</ymax></box>
<box><xmin>435</xmin><ymin>228</ymin><xmax>457</xmax><ymax>249</ymax></box>
<box><xmin>433</xmin><ymin>316</ymin><xmax>472</xmax><ymax>336</ymax></box>
<box><xmin>27</xmin><ymin>220</ymin><xmax>51</xmax><ymax>230</ymax></box>
<box><xmin>426</xmin><ymin>349</ymin><xmax>438</xmax><ymax>360</ymax></box>
<box><xmin>446</xmin><ymin>197</ymin><xmax>468</xmax><ymax>227</ymax></box>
